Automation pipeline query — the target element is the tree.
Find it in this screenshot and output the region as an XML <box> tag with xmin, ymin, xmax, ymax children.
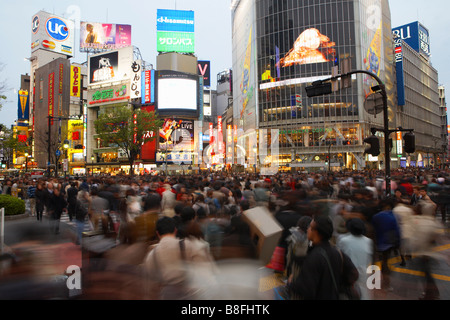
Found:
<box><xmin>94</xmin><ymin>105</ymin><xmax>162</xmax><ymax>176</ymax></box>
<box><xmin>0</xmin><ymin>124</ymin><xmax>28</xmax><ymax>169</ymax></box>
<box><xmin>0</xmin><ymin>62</ymin><xmax>8</xmax><ymax>111</ymax></box>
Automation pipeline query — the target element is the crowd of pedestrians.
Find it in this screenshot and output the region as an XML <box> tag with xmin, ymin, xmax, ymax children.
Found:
<box><xmin>1</xmin><ymin>167</ymin><xmax>449</xmax><ymax>300</ymax></box>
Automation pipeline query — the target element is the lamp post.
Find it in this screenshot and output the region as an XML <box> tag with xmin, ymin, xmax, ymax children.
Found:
<box><xmin>25</xmin><ymin>153</ymin><xmax>29</xmax><ymax>173</ymax></box>
<box><xmin>91</xmin><ymin>154</ymin><xmax>95</xmax><ymax>176</ymax></box>
<box><xmin>63</xmin><ymin>139</ymin><xmax>69</xmax><ymax>178</ymax></box>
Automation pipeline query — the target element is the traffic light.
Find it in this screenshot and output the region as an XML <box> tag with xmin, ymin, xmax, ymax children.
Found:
<box><xmin>364</xmin><ymin>135</ymin><xmax>380</xmax><ymax>156</ymax></box>
<box><xmin>305</xmin><ymin>81</ymin><xmax>332</xmax><ymax>98</ymax></box>
<box><xmin>404</xmin><ymin>132</ymin><xmax>415</xmax><ymax>154</ymax></box>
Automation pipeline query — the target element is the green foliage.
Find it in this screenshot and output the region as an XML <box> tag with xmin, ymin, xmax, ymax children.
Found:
<box><xmin>94</xmin><ymin>106</ymin><xmax>163</xmax><ymax>175</ymax></box>
<box><xmin>0</xmin><ymin>195</ymin><xmax>25</xmax><ymax>216</ymax></box>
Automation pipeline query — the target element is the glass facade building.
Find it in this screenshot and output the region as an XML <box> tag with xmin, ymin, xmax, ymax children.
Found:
<box><xmin>232</xmin><ymin>0</ymin><xmax>394</xmax><ymax>171</ymax></box>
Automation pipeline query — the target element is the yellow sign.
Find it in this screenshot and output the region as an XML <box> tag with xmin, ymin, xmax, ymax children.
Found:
<box><xmin>70</xmin><ymin>65</ymin><xmax>81</xmax><ymax>97</ymax></box>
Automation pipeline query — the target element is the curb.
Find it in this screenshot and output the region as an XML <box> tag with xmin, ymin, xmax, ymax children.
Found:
<box><xmin>4</xmin><ymin>213</ymin><xmax>31</xmax><ymax>221</ymax></box>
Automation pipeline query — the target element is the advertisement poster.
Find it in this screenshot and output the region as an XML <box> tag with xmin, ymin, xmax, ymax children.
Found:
<box><xmin>80</xmin><ymin>22</ymin><xmax>131</xmax><ymax>52</ymax></box>
<box><xmin>88</xmin><ymin>46</ymin><xmax>133</xmax><ymax>85</ymax></box>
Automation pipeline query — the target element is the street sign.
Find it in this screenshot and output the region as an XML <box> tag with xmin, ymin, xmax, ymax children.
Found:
<box><xmin>56</xmin><ymin>150</ymin><xmax>61</xmax><ymax>156</ymax></box>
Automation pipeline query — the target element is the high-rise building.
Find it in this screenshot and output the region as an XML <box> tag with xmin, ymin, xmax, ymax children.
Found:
<box><xmin>232</xmin><ymin>0</ymin><xmax>395</xmax><ymax>172</ymax></box>
<box><xmin>393</xmin><ymin>21</ymin><xmax>444</xmax><ymax>168</ymax></box>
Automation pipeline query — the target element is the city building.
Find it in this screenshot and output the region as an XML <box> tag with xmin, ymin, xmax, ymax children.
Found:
<box><xmin>231</xmin><ymin>0</ymin><xmax>395</xmax><ymax>172</ymax></box>
<box><xmin>393</xmin><ymin>21</ymin><xmax>445</xmax><ymax>169</ymax></box>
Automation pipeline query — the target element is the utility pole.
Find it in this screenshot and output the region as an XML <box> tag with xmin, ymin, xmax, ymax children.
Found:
<box><xmin>306</xmin><ymin>69</ymin><xmax>415</xmax><ymax>198</ymax></box>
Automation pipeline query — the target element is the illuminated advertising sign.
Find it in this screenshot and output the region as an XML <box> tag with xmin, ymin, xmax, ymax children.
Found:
<box><xmin>141</xmin><ymin>105</ymin><xmax>157</xmax><ymax>161</ymax></box>
<box><xmin>157</xmin><ymin>31</ymin><xmax>195</xmax><ymax>53</ymax></box>
<box><xmin>88</xmin><ymin>46</ymin><xmax>133</xmax><ymax>85</ymax></box>
<box><xmin>141</xmin><ymin>70</ymin><xmax>155</xmax><ymax>105</ymax></box>
<box><xmin>70</xmin><ymin>65</ymin><xmax>81</xmax><ymax>97</ymax></box>
<box><xmin>158</xmin><ymin>119</ymin><xmax>194</xmax><ymax>164</ymax></box>
<box><xmin>218</xmin><ymin>116</ymin><xmax>223</xmax><ymax>155</ymax></box>
<box><xmin>18</xmin><ymin>90</ymin><xmax>29</xmax><ymax>121</ymax></box>
<box><xmin>157</xmin><ymin>9</ymin><xmax>194</xmax><ymax>33</ymax></box>
<box><xmin>156</xmin><ymin>9</ymin><xmax>195</xmax><ymax>54</ymax></box>
<box><xmin>393</xmin><ymin>34</ymin><xmax>405</xmax><ymax>106</ymax></box>
<box><xmin>31</xmin><ymin>11</ymin><xmax>75</xmax><ymax>57</ymax></box>
<box><xmin>80</xmin><ymin>22</ymin><xmax>131</xmax><ymax>52</ymax></box>
<box><xmin>198</xmin><ymin>61</ymin><xmax>211</xmax><ymax>87</ymax></box>
<box><xmin>392</xmin><ymin>21</ymin><xmax>431</xmax><ymax>57</ymax></box>
<box><xmin>280</xmin><ymin>28</ymin><xmax>336</xmax><ymax>67</ymax></box>
<box><xmin>156</xmin><ymin>70</ymin><xmax>198</xmax><ymax>116</ymax></box>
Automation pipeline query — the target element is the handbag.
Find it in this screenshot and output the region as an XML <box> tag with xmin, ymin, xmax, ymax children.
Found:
<box><xmin>318</xmin><ymin>248</ymin><xmax>360</xmax><ymax>300</ymax></box>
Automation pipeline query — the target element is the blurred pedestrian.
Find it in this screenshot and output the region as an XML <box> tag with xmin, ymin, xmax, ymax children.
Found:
<box><xmin>337</xmin><ymin>218</ymin><xmax>374</xmax><ymax>300</ymax></box>
<box><xmin>287</xmin><ymin>215</ymin><xmax>359</xmax><ymax>300</ymax></box>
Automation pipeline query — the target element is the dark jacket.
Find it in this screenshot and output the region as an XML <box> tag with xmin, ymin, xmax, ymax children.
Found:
<box><xmin>49</xmin><ymin>193</ymin><xmax>67</xmax><ymax>219</ymax></box>
<box><xmin>35</xmin><ymin>187</ymin><xmax>46</xmax><ymax>210</ymax></box>
<box><xmin>67</xmin><ymin>186</ymin><xmax>79</xmax><ymax>207</ymax></box>
<box><xmin>288</xmin><ymin>242</ymin><xmax>358</xmax><ymax>300</ymax></box>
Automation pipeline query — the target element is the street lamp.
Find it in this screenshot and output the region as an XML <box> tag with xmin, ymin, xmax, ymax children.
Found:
<box><xmin>63</xmin><ymin>139</ymin><xmax>69</xmax><ymax>177</ymax></box>
<box><xmin>25</xmin><ymin>153</ymin><xmax>29</xmax><ymax>173</ymax></box>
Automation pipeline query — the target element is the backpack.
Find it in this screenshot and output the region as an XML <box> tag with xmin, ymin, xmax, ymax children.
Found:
<box><xmin>75</xmin><ymin>200</ymin><xmax>88</xmax><ymax>222</ymax></box>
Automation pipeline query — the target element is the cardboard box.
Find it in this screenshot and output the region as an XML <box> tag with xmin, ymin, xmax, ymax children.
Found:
<box><xmin>242</xmin><ymin>206</ymin><xmax>283</xmax><ymax>265</ymax></box>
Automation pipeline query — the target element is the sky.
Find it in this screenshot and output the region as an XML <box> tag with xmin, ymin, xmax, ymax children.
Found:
<box><xmin>0</xmin><ymin>0</ymin><xmax>448</xmax><ymax>128</ymax></box>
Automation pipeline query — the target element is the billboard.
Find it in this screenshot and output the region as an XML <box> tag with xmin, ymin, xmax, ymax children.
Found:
<box><xmin>157</xmin><ymin>9</ymin><xmax>194</xmax><ymax>32</ymax></box>
<box><xmin>156</xmin><ymin>9</ymin><xmax>195</xmax><ymax>53</ymax></box>
<box><xmin>31</xmin><ymin>11</ymin><xmax>75</xmax><ymax>57</ymax></box>
<box><xmin>70</xmin><ymin>65</ymin><xmax>81</xmax><ymax>97</ymax></box>
<box><xmin>392</xmin><ymin>21</ymin><xmax>431</xmax><ymax>57</ymax></box>
<box><xmin>156</xmin><ymin>70</ymin><xmax>198</xmax><ymax>116</ymax></box>
<box><xmin>157</xmin><ymin>118</ymin><xmax>194</xmax><ymax>164</ymax></box>
<box><xmin>88</xmin><ymin>46</ymin><xmax>133</xmax><ymax>85</ymax></box>
<box><xmin>157</xmin><ymin>31</ymin><xmax>195</xmax><ymax>53</ymax></box>
<box><xmin>18</xmin><ymin>90</ymin><xmax>29</xmax><ymax>121</ymax></box>
<box><xmin>280</xmin><ymin>28</ymin><xmax>336</xmax><ymax>67</ymax></box>
<box><xmin>80</xmin><ymin>22</ymin><xmax>131</xmax><ymax>52</ymax></box>
<box><xmin>198</xmin><ymin>61</ymin><xmax>211</xmax><ymax>87</ymax></box>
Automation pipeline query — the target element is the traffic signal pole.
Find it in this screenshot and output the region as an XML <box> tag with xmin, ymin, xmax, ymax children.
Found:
<box><xmin>307</xmin><ymin>69</ymin><xmax>414</xmax><ymax>198</ymax></box>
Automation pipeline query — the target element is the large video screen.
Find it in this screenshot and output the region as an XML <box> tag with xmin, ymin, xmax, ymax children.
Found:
<box><xmin>156</xmin><ymin>71</ymin><xmax>199</xmax><ymax>116</ymax></box>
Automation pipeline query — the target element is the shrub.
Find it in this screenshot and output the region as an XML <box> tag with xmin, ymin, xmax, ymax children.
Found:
<box><xmin>0</xmin><ymin>195</ymin><xmax>25</xmax><ymax>216</ymax></box>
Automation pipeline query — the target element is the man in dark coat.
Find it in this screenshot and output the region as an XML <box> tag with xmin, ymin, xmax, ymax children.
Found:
<box><xmin>66</xmin><ymin>182</ymin><xmax>79</xmax><ymax>222</ymax></box>
<box><xmin>287</xmin><ymin>215</ymin><xmax>359</xmax><ymax>300</ymax></box>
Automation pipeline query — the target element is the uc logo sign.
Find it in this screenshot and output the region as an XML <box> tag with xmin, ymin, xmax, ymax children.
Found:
<box><xmin>46</xmin><ymin>17</ymin><xmax>69</xmax><ymax>41</ymax></box>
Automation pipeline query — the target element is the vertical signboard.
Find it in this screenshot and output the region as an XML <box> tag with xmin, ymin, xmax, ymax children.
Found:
<box><xmin>393</xmin><ymin>34</ymin><xmax>405</xmax><ymax>106</ymax></box>
<box><xmin>48</xmin><ymin>72</ymin><xmax>55</xmax><ymax>124</ymax></box>
<box><xmin>18</xmin><ymin>90</ymin><xmax>30</xmax><ymax>121</ymax></box>
<box><xmin>59</xmin><ymin>64</ymin><xmax>64</xmax><ymax>94</ymax></box>
<box><xmin>198</xmin><ymin>61</ymin><xmax>211</xmax><ymax>87</ymax></box>
<box><xmin>141</xmin><ymin>69</ymin><xmax>155</xmax><ymax>105</ymax></box>
<box><xmin>70</xmin><ymin>65</ymin><xmax>81</xmax><ymax>97</ymax></box>
<box><xmin>130</xmin><ymin>60</ymin><xmax>142</xmax><ymax>100</ymax></box>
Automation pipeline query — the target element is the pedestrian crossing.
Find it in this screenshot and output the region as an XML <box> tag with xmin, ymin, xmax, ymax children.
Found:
<box><xmin>59</xmin><ymin>212</ymin><xmax>92</xmax><ymax>233</ymax></box>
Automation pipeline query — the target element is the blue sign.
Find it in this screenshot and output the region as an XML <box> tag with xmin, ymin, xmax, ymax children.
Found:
<box><xmin>157</xmin><ymin>9</ymin><xmax>194</xmax><ymax>33</ymax></box>
<box><xmin>393</xmin><ymin>34</ymin><xmax>405</xmax><ymax>106</ymax></box>
<box><xmin>392</xmin><ymin>21</ymin><xmax>430</xmax><ymax>57</ymax></box>
<box><xmin>46</xmin><ymin>17</ymin><xmax>69</xmax><ymax>41</ymax></box>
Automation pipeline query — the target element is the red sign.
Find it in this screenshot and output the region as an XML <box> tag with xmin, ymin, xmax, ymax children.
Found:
<box><xmin>140</xmin><ymin>105</ymin><xmax>156</xmax><ymax>161</ymax></box>
<box><xmin>218</xmin><ymin>116</ymin><xmax>223</xmax><ymax>154</ymax></box>
<box><xmin>144</xmin><ymin>70</ymin><xmax>151</xmax><ymax>104</ymax></box>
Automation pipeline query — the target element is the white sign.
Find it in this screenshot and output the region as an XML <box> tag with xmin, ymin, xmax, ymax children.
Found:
<box><xmin>130</xmin><ymin>60</ymin><xmax>142</xmax><ymax>99</ymax></box>
<box><xmin>31</xmin><ymin>11</ymin><xmax>75</xmax><ymax>57</ymax></box>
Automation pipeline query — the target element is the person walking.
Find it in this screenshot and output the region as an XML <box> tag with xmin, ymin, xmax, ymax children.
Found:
<box><xmin>66</xmin><ymin>182</ymin><xmax>79</xmax><ymax>222</ymax></box>
<box><xmin>35</xmin><ymin>181</ymin><xmax>46</xmax><ymax>222</ymax></box>
<box><xmin>75</xmin><ymin>189</ymin><xmax>90</xmax><ymax>245</ymax></box>
<box><xmin>337</xmin><ymin>218</ymin><xmax>374</xmax><ymax>300</ymax></box>
<box><xmin>48</xmin><ymin>185</ymin><xmax>67</xmax><ymax>235</ymax></box>
<box><xmin>27</xmin><ymin>180</ymin><xmax>37</xmax><ymax>217</ymax></box>
<box><xmin>287</xmin><ymin>215</ymin><xmax>359</xmax><ymax>300</ymax></box>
